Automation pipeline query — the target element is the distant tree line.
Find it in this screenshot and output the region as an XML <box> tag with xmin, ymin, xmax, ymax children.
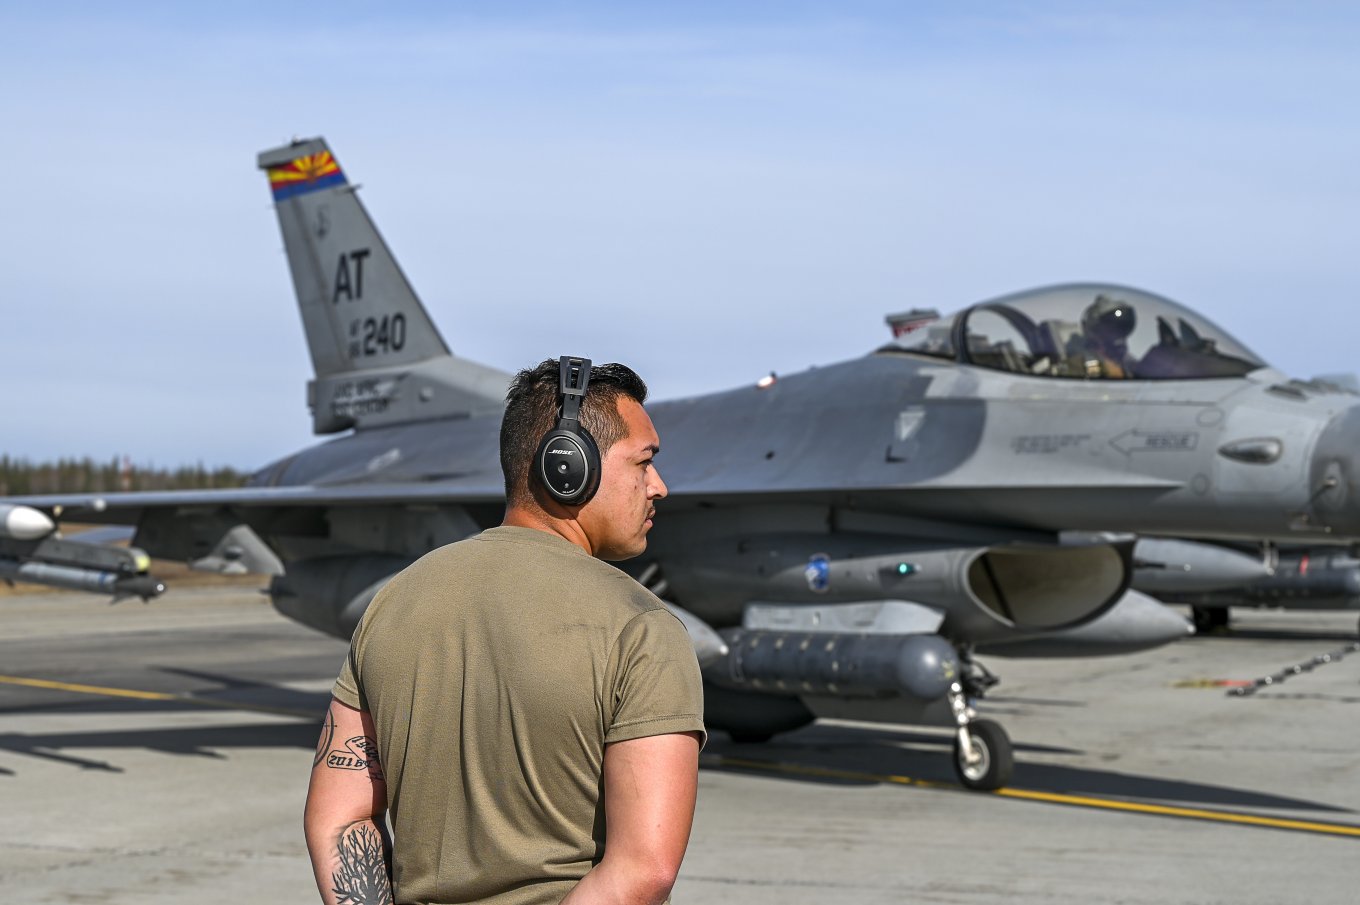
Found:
<box><xmin>0</xmin><ymin>456</ymin><xmax>249</xmax><ymax>495</ymax></box>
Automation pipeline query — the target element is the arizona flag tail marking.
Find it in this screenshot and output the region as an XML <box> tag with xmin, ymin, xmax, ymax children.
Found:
<box><xmin>267</xmin><ymin>151</ymin><xmax>347</xmax><ymax>201</ymax></box>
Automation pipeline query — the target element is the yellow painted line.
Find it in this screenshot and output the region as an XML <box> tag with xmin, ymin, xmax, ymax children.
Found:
<box><xmin>0</xmin><ymin>674</ymin><xmax>176</xmax><ymax>702</ymax></box>
<box><xmin>995</xmin><ymin>788</ymin><xmax>1360</xmax><ymax>837</ymax></box>
<box><xmin>0</xmin><ymin>673</ymin><xmax>316</xmax><ymax>719</ymax></box>
<box><xmin>710</xmin><ymin>755</ymin><xmax>1360</xmax><ymax>839</ymax></box>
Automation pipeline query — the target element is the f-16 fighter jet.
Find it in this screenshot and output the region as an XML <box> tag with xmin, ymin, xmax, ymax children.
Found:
<box><xmin>10</xmin><ymin>139</ymin><xmax>1360</xmax><ymax>789</ymax></box>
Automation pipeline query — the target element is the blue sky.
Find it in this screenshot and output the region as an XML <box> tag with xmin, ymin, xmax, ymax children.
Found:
<box><xmin>2</xmin><ymin>2</ymin><xmax>1358</xmax><ymax>466</ymax></box>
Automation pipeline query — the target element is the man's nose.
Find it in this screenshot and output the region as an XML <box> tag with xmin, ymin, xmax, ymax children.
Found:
<box><xmin>649</xmin><ymin>467</ymin><xmax>668</xmax><ymax>500</ymax></box>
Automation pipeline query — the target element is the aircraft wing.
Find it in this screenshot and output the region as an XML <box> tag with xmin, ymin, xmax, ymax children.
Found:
<box><xmin>4</xmin><ymin>479</ymin><xmax>507</xmax><ymax>524</ymax></box>
<box><xmin>0</xmin><ymin>479</ymin><xmax>507</xmax><ymax>595</ymax></box>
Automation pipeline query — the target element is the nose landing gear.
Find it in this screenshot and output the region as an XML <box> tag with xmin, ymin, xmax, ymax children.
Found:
<box><xmin>947</xmin><ymin>680</ymin><xmax>1014</xmax><ymax>791</ymax></box>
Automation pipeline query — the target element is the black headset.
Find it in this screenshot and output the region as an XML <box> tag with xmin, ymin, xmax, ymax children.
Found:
<box><xmin>534</xmin><ymin>356</ymin><xmax>602</xmax><ymax>505</ymax></box>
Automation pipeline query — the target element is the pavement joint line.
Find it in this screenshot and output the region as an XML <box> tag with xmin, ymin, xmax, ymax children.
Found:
<box><xmin>0</xmin><ymin>673</ymin><xmax>318</xmax><ymax>720</ymax></box>
<box><xmin>710</xmin><ymin>755</ymin><xmax>1360</xmax><ymax>839</ymax></box>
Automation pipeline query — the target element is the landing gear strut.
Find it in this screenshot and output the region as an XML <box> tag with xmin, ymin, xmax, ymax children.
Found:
<box><xmin>946</xmin><ymin>674</ymin><xmax>1014</xmax><ymax>791</ymax></box>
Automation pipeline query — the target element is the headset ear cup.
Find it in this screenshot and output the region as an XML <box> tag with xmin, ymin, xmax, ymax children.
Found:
<box><xmin>576</xmin><ymin>427</ymin><xmax>601</xmax><ymax>503</ymax></box>
<box><xmin>535</xmin><ymin>426</ymin><xmax>602</xmax><ymax>505</ymax></box>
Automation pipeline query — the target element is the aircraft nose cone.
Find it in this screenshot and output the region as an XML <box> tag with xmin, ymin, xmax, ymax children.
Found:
<box><xmin>1310</xmin><ymin>404</ymin><xmax>1360</xmax><ymax>536</ymax></box>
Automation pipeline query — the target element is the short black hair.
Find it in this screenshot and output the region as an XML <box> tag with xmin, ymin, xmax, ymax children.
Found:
<box><xmin>500</xmin><ymin>359</ymin><xmax>649</xmax><ymax>507</ymax></box>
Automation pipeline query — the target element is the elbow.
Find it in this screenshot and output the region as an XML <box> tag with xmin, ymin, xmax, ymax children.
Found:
<box><xmin>630</xmin><ymin>857</ymin><xmax>682</xmax><ymax>905</ymax></box>
<box><xmin>596</xmin><ymin>850</ymin><xmax>681</xmax><ymax>905</ymax></box>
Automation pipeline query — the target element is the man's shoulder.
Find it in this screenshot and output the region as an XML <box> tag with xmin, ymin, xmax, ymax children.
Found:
<box><xmin>404</xmin><ymin>525</ymin><xmax>584</xmax><ymax>570</ymax></box>
<box><xmin>405</xmin><ymin>527</ymin><xmax>660</xmax><ymax>601</ymax></box>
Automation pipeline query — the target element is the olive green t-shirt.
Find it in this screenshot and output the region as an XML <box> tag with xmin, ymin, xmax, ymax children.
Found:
<box><xmin>332</xmin><ymin>526</ymin><xmax>705</xmax><ymax>905</ymax></box>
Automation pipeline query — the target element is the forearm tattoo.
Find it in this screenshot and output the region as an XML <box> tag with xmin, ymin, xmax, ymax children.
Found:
<box><xmin>331</xmin><ymin>821</ymin><xmax>393</xmax><ymax>905</ymax></box>
<box><xmin>321</xmin><ymin>734</ymin><xmax>385</xmax><ymax>781</ymax></box>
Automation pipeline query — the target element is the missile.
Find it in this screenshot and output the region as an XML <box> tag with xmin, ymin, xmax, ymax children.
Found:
<box><xmin>0</xmin><ymin>532</ymin><xmax>166</xmax><ymax>601</ymax></box>
<box><xmin>1131</xmin><ymin>538</ymin><xmax>1272</xmax><ymax>594</ymax></box>
<box><xmin>705</xmin><ymin>629</ymin><xmax>960</xmax><ymax>700</ymax></box>
<box><xmin>0</xmin><ymin>559</ymin><xmax>165</xmax><ymax>600</ymax></box>
<box><xmin>0</xmin><ymin>503</ymin><xmax>55</xmax><ymax>541</ymax></box>
<box><xmin>1160</xmin><ymin>549</ymin><xmax>1360</xmax><ymax>609</ymax></box>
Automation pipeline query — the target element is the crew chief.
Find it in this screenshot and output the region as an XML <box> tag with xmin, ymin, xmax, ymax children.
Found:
<box><xmin>304</xmin><ymin>358</ymin><xmax>705</xmax><ymax>904</ymax></box>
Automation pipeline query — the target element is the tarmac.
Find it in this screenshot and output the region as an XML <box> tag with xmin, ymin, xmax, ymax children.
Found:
<box><xmin>1</xmin><ymin>586</ymin><xmax>1356</xmax><ymax>903</ymax></box>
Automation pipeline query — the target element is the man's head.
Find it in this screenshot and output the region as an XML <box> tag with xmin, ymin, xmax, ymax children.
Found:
<box><xmin>500</xmin><ymin>359</ymin><xmax>667</xmax><ymax>560</ymax></box>
<box><xmin>1083</xmin><ymin>294</ymin><xmax>1137</xmax><ymax>352</ymax></box>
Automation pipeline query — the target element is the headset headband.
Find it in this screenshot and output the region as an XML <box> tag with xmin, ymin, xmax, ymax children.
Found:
<box><xmin>558</xmin><ymin>356</ymin><xmax>592</xmax><ymax>426</ymax></box>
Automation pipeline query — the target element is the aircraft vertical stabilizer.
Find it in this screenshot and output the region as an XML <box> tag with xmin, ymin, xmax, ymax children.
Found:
<box><xmin>258</xmin><ymin>137</ymin><xmax>509</xmax><ymax>434</ymax></box>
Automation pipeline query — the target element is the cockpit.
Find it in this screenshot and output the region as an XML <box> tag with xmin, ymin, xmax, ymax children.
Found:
<box><xmin>882</xmin><ymin>283</ymin><xmax>1266</xmax><ymax>380</ymax></box>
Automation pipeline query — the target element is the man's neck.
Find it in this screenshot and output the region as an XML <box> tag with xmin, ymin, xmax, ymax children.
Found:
<box><xmin>502</xmin><ymin>505</ymin><xmax>595</xmax><ymax>556</ymax></box>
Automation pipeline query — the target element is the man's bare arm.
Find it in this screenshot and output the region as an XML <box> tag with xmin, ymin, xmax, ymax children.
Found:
<box><xmin>560</xmin><ymin>731</ymin><xmax>702</xmax><ymax>905</ymax></box>
<box><xmin>304</xmin><ymin>697</ymin><xmax>393</xmax><ymax>905</ymax></box>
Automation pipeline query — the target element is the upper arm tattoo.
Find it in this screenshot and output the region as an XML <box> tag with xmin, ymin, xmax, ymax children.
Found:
<box><xmin>314</xmin><ymin>709</ymin><xmax>337</xmax><ymax>767</ymax></box>
<box><xmin>322</xmin><ymin>734</ymin><xmax>385</xmax><ymax>782</ymax></box>
<box><xmin>331</xmin><ymin>821</ymin><xmax>393</xmax><ymax>905</ymax></box>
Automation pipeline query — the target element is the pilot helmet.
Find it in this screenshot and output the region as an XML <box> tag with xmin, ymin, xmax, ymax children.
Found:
<box><xmin>1082</xmin><ymin>294</ymin><xmax>1136</xmax><ymax>342</ymax></box>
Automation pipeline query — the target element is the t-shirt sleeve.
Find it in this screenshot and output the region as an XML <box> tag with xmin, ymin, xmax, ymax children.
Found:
<box><xmin>606</xmin><ymin>607</ymin><xmax>707</xmax><ymax>747</ymax></box>
<box><xmin>331</xmin><ymin>646</ymin><xmax>364</xmax><ymax>710</ymax></box>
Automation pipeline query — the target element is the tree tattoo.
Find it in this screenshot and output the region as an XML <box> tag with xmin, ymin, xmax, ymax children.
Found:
<box><xmin>314</xmin><ymin>709</ymin><xmax>336</xmax><ymax>767</ymax></box>
<box><xmin>332</xmin><ymin>821</ymin><xmax>393</xmax><ymax>905</ymax></box>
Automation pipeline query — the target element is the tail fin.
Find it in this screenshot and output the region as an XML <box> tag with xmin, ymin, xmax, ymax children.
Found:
<box><xmin>258</xmin><ymin>138</ymin><xmax>509</xmax><ymax>434</ymax></box>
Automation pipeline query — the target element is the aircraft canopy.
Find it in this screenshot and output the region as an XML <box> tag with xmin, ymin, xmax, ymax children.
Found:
<box><xmin>884</xmin><ymin>283</ymin><xmax>1266</xmax><ymax>380</ymax></box>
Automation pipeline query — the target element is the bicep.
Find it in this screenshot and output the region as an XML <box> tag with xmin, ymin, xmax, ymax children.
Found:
<box><xmin>601</xmin><ymin>732</ymin><xmax>701</xmax><ymax>874</ymax></box>
<box><xmin>305</xmin><ymin>697</ymin><xmax>388</xmax><ymax>825</ymax></box>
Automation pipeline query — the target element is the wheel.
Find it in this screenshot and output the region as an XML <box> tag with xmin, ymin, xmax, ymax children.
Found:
<box><xmin>1191</xmin><ymin>606</ymin><xmax>1230</xmax><ymax>634</ymax></box>
<box><xmin>953</xmin><ymin>718</ymin><xmax>1014</xmax><ymax>791</ymax></box>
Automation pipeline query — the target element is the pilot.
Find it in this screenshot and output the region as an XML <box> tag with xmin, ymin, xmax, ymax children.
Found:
<box><xmin>1073</xmin><ymin>294</ymin><xmax>1138</xmax><ymax>378</ymax></box>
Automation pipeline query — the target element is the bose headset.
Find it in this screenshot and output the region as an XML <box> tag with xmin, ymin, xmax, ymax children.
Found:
<box><xmin>534</xmin><ymin>356</ymin><xmax>602</xmax><ymax>505</ymax></box>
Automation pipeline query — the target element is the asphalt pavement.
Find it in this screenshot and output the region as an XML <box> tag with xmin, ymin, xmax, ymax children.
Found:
<box><xmin>1</xmin><ymin>587</ymin><xmax>1355</xmax><ymax>903</ymax></box>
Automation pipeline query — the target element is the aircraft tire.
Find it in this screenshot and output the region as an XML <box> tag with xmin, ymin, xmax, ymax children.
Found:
<box><xmin>954</xmin><ymin>719</ymin><xmax>1013</xmax><ymax>791</ymax></box>
<box><xmin>1192</xmin><ymin>606</ymin><xmax>1230</xmax><ymax>634</ymax></box>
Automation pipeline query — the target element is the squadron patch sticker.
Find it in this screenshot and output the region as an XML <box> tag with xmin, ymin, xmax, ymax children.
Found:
<box><xmin>805</xmin><ymin>553</ymin><xmax>831</xmax><ymax>593</ymax></box>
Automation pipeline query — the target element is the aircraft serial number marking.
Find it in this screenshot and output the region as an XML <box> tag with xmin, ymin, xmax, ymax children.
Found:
<box><xmin>347</xmin><ymin>313</ymin><xmax>407</xmax><ymax>359</ymax></box>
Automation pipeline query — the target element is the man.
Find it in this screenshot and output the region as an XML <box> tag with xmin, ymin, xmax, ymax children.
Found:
<box><xmin>304</xmin><ymin>358</ymin><xmax>705</xmax><ymax>905</ymax></box>
<box><xmin>1072</xmin><ymin>294</ymin><xmax>1138</xmax><ymax>378</ymax></box>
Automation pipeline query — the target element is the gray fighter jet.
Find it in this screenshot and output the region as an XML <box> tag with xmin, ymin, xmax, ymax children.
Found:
<box><xmin>878</xmin><ymin>318</ymin><xmax>1360</xmax><ymax>635</ymax></box>
<box><xmin>9</xmin><ymin>137</ymin><xmax>1360</xmax><ymax>790</ymax></box>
